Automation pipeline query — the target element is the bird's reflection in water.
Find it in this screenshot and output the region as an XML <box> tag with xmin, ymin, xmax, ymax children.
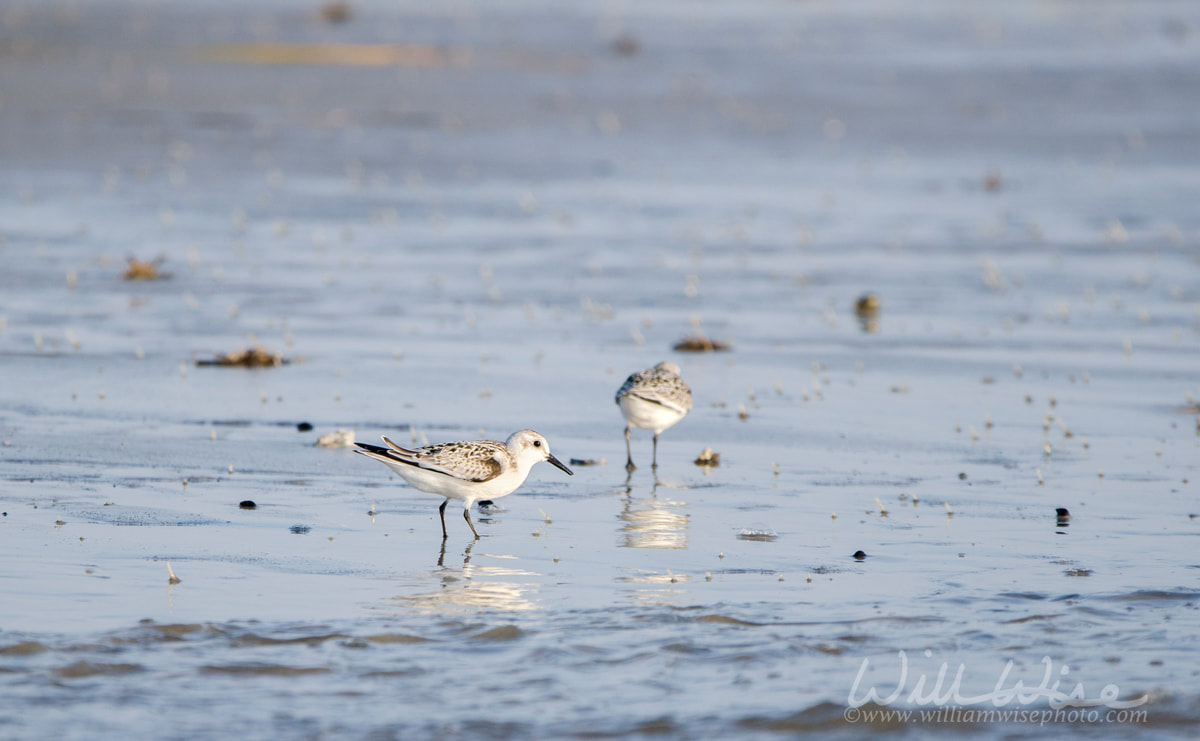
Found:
<box><xmin>390</xmin><ymin>541</ymin><xmax>541</xmax><ymax>613</ymax></box>
<box><xmin>618</xmin><ymin>473</ymin><xmax>689</xmax><ymax>550</ymax></box>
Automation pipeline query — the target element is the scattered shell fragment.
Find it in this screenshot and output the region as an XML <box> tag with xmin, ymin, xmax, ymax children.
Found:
<box><xmin>854</xmin><ymin>294</ymin><xmax>880</xmax><ymax>332</ymax></box>
<box><xmin>166</xmin><ymin>562</ymin><xmax>181</xmax><ymax>585</ymax></box>
<box><xmin>319</xmin><ymin>1</ymin><xmax>352</xmax><ymax>23</ymax></box>
<box><xmin>855</xmin><ymin>293</ymin><xmax>881</xmax><ymax>315</ymax></box>
<box><xmin>736</xmin><ymin>528</ymin><xmax>777</xmax><ymax>542</ymax></box>
<box><xmin>196</xmin><ymin>345</ymin><xmax>287</xmax><ymax>367</ymax></box>
<box><xmin>315</xmin><ymin>428</ymin><xmax>356</xmax><ymax>448</ymax></box>
<box><xmin>122</xmin><ymin>258</ymin><xmax>168</xmax><ymax>281</ymax></box>
<box><xmin>611</xmin><ymin>33</ymin><xmax>641</xmax><ymax>57</ymax></box>
<box><xmin>694</xmin><ymin>447</ymin><xmax>720</xmax><ymax>467</ymax></box>
<box><xmin>673</xmin><ymin>335</ymin><xmax>731</xmax><ymax>352</ymax></box>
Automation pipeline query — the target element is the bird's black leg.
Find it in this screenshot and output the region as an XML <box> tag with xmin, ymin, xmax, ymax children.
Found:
<box><xmin>463</xmin><ymin>507</ymin><xmax>480</xmax><ymax>539</ymax></box>
<box><xmin>625</xmin><ymin>426</ymin><xmax>636</xmax><ymax>472</ymax></box>
<box><xmin>652</xmin><ymin>433</ymin><xmax>659</xmax><ymax>469</ymax></box>
<box><xmin>439</xmin><ymin>499</ymin><xmax>449</xmax><ymax>540</ymax></box>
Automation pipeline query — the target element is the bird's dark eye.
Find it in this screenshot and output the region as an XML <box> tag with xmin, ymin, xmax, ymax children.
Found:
<box><xmin>533</xmin><ymin>440</ymin><xmax>542</xmax><ymax>447</ymax></box>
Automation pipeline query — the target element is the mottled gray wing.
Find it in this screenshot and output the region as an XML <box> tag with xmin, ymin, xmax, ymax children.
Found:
<box><xmin>615</xmin><ymin>370</ymin><xmax>647</xmax><ymax>405</ymax></box>
<box><xmin>617</xmin><ymin>368</ymin><xmax>693</xmax><ymax>413</ymax></box>
<box><xmin>406</xmin><ymin>440</ymin><xmax>506</xmax><ymax>482</ymax></box>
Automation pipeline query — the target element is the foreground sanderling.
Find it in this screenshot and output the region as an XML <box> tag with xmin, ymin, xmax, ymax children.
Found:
<box><xmin>355</xmin><ymin>429</ymin><xmax>573</xmax><ymax>539</ymax></box>
<box><xmin>615</xmin><ymin>361</ymin><xmax>693</xmax><ymax>471</ymax></box>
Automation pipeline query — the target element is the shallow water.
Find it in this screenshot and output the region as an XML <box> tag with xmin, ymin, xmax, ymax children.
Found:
<box><xmin>2</xmin><ymin>0</ymin><xmax>1199</xmax><ymax>737</ymax></box>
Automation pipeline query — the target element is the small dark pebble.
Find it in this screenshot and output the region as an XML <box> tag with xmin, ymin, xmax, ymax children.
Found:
<box><xmin>852</xmin><ymin>550</ymin><xmax>867</xmax><ymax>560</ymax></box>
<box><xmin>239</xmin><ymin>500</ymin><xmax>257</xmax><ymax>510</ymax></box>
<box><xmin>290</xmin><ymin>525</ymin><xmax>311</xmax><ymax>534</ymax></box>
<box><xmin>611</xmin><ymin>33</ymin><xmax>641</xmax><ymax>57</ymax></box>
<box><xmin>958</xmin><ymin>472</ymin><xmax>967</xmax><ymax>480</ymax></box>
<box><xmin>2</xmin><ymin>512</ymin><xmax>6</xmax><ymax>517</ymax></box>
<box><xmin>297</xmin><ymin>422</ymin><xmax>313</xmax><ymax>432</ymax></box>
<box><xmin>1055</xmin><ymin>507</ymin><xmax>1070</xmax><ymax>518</ymax></box>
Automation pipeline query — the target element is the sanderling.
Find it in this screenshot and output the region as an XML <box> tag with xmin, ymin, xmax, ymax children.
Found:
<box><xmin>616</xmin><ymin>361</ymin><xmax>692</xmax><ymax>471</ymax></box>
<box><xmin>355</xmin><ymin>429</ymin><xmax>573</xmax><ymax>539</ymax></box>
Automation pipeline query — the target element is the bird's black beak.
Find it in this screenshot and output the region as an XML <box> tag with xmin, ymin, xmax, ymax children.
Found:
<box><xmin>547</xmin><ymin>454</ymin><xmax>574</xmax><ymax>476</ymax></box>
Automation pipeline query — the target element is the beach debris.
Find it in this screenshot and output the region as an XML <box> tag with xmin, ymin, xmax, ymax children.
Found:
<box><xmin>568</xmin><ymin>458</ymin><xmax>606</xmax><ymax>466</ymax></box>
<box><xmin>1065</xmin><ymin>568</ymin><xmax>1092</xmax><ymax>577</ymax></box>
<box><xmin>854</xmin><ymin>293</ymin><xmax>881</xmax><ymax>332</ymax></box>
<box><xmin>1056</xmin><ymin>507</ymin><xmax>1070</xmax><ymax>524</ymax></box>
<box><xmin>737</xmin><ymin>404</ymin><xmax>749</xmax><ymax>421</ymax></box>
<box><xmin>239</xmin><ymin>500</ymin><xmax>257</xmax><ymax>510</ymax></box>
<box><xmin>855</xmin><ymin>293</ymin><xmax>881</xmax><ymax>316</ymax></box>
<box><xmin>611</xmin><ymin>33</ymin><xmax>641</xmax><ymax>57</ymax></box>
<box><xmin>983</xmin><ymin>171</ymin><xmax>1002</xmax><ymax>192</ymax></box>
<box><xmin>852</xmin><ymin>550</ymin><xmax>867</xmax><ymax>560</ymax></box>
<box><xmin>319</xmin><ymin>1</ymin><xmax>352</xmax><ymax>23</ymax></box>
<box><xmin>314</xmin><ymin>428</ymin><xmax>355</xmax><ymax>448</ymax></box>
<box><xmin>875</xmin><ymin>497</ymin><xmax>888</xmax><ymax>516</ymax></box>
<box><xmin>673</xmin><ymin>335</ymin><xmax>731</xmax><ymax>352</ymax></box>
<box><xmin>737</xmin><ymin>528</ymin><xmax>777</xmax><ymax>542</ymax></box>
<box><xmin>122</xmin><ymin>257</ymin><xmax>168</xmax><ymax>281</ymax></box>
<box><xmin>693</xmin><ymin>447</ymin><xmax>720</xmax><ymax>467</ymax></box>
<box><xmin>196</xmin><ymin>345</ymin><xmax>287</xmax><ymax>367</ymax></box>
<box><xmin>166</xmin><ymin>562</ymin><xmax>181</xmax><ymax>585</ymax></box>
<box><xmin>289</xmin><ymin>525</ymin><xmax>312</xmax><ymax>534</ymax></box>
<box><xmin>297</xmin><ymin>422</ymin><xmax>313</xmax><ymax>432</ymax></box>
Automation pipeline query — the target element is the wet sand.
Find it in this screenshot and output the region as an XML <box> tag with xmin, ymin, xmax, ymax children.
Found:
<box><xmin>1</xmin><ymin>0</ymin><xmax>1199</xmax><ymax>737</ymax></box>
